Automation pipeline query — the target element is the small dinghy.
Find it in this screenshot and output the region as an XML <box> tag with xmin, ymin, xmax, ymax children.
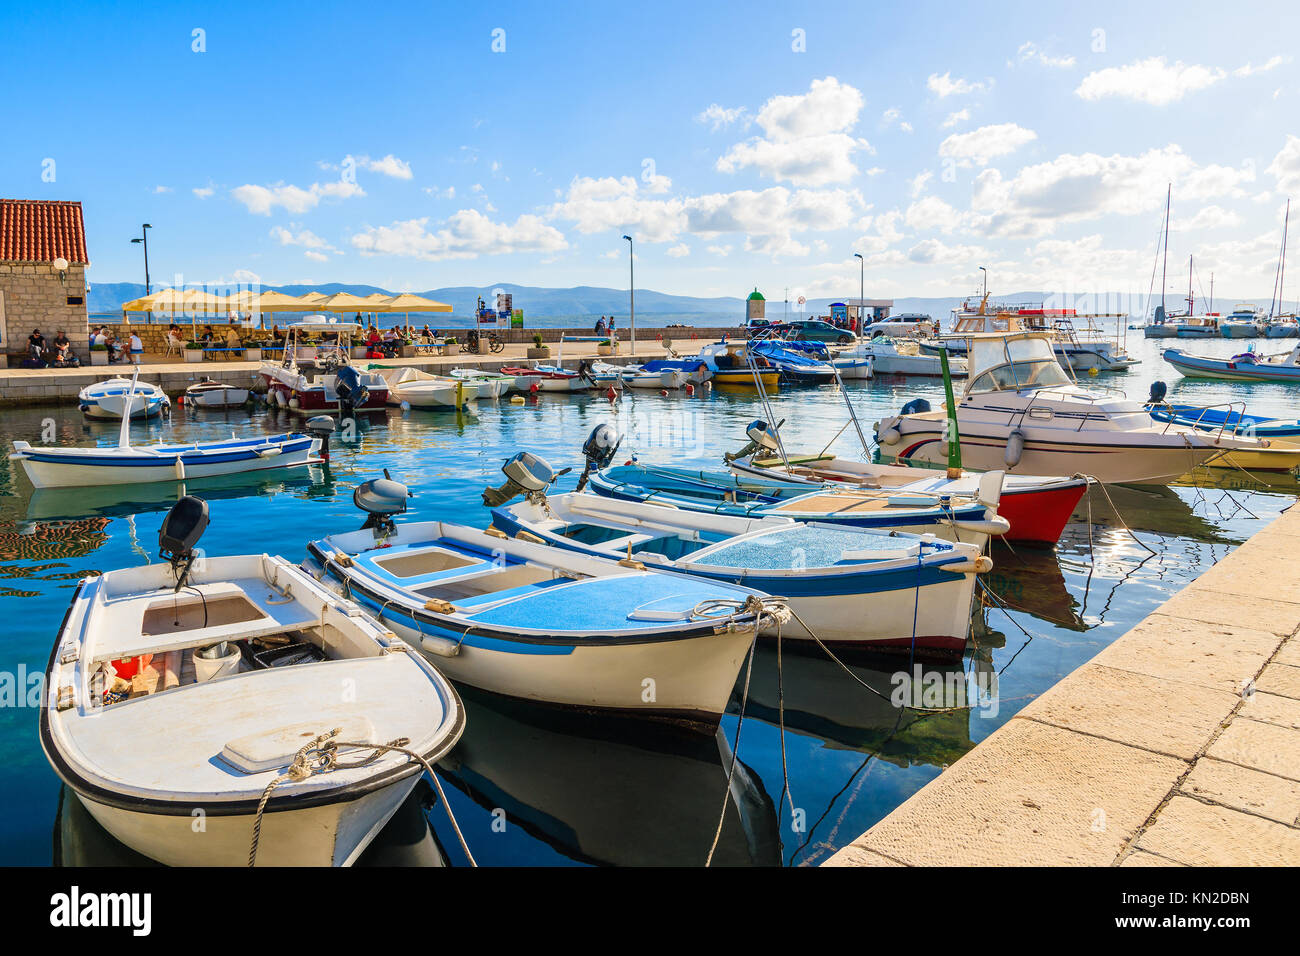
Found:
<box><xmin>184</xmin><ymin>379</ymin><xmax>250</xmax><ymax>408</ymax></box>
<box><xmin>488</xmin><ymin>447</ymin><xmax>990</xmax><ymax>654</ymax></box>
<box><xmin>497</xmin><ymin>364</ymin><xmax>594</xmax><ymax>392</ymax></box>
<box><xmin>1164</xmin><ymin>342</ymin><xmax>1300</xmax><ymax>382</ymax></box>
<box><xmin>590</xmin><ymin>361</ymin><xmax>689</xmax><ymax>389</ymax></box>
<box><xmin>78</xmin><ymin>377</ymin><xmax>170</xmax><ymax>420</ymax></box>
<box><xmin>373</xmin><ymin>366</ymin><xmax>471</xmax><ymax>409</ymax></box>
<box><xmin>449</xmin><ymin>368</ymin><xmax>516</xmax><ymax>399</ymax></box>
<box><xmin>40</xmin><ymin>496</ymin><xmax>465</xmax><ymax>867</ymax></box>
<box><xmin>1147</xmin><ymin>402</ymin><xmax>1300</xmax><ymax>439</ymax></box>
<box><xmin>11</xmin><ymin>372</ymin><xmax>321</xmax><ymax>489</ymax></box>
<box><xmin>305</xmin><ymin>467</ymin><xmax>782</xmax><ymax>730</ymax></box>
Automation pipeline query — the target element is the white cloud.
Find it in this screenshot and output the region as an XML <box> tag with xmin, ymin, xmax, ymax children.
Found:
<box><xmin>270</xmin><ymin>226</ymin><xmax>337</xmax><ymax>253</ymax></box>
<box><xmin>927</xmin><ymin>72</ymin><xmax>990</xmax><ymax>98</ymax></box>
<box><xmin>881</xmin><ymin>108</ymin><xmax>913</xmax><ymax>133</ymax></box>
<box><xmin>715</xmin><ymin>77</ymin><xmax>872</xmax><ymax>186</ymax></box>
<box><xmin>907</xmin><ymin>238</ymin><xmax>987</xmax><ymax>264</ymax></box>
<box><xmin>231</xmin><ymin>180</ymin><xmax>364</xmax><ymax>215</ymax></box>
<box><xmin>1268</xmin><ymin>135</ymin><xmax>1300</xmax><ymax>193</ymax></box>
<box><xmin>706</xmin><ymin>244</ymin><xmax>732</xmax><ymax>256</ymax></box>
<box><xmin>939</xmin><ymin>123</ymin><xmax>1037</xmax><ymax>166</ymax></box>
<box><xmin>1178</xmin><ymin>205</ymin><xmax>1243</xmax><ymax>231</ymax></box>
<box><xmin>905</xmin><ymin>196</ymin><xmax>962</xmax><ymax>234</ymax></box>
<box><xmin>908</xmin><ymin>170</ymin><xmax>933</xmax><ymax>198</ymax></box>
<box><xmin>351</xmin><ymin>210</ymin><xmax>568</xmax><ymax>261</ymax></box>
<box><xmin>1075</xmin><ymin>57</ymin><xmax>1225</xmax><ymax>105</ymax></box>
<box><xmin>153</xmin><ymin>185</ymin><xmax>172</xmax><ymax>194</ymax></box>
<box><xmin>353</xmin><ymin>153</ymin><xmax>413</xmax><ymax>180</ymax></box>
<box><xmin>1016</xmin><ymin>42</ymin><xmax>1075</xmax><ymax>69</ymax></box>
<box><xmin>666</xmin><ymin>243</ymin><xmax>690</xmax><ymax>258</ymax></box>
<box><xmin>304</xmin><ymin>250</ymin><xmax>329</xmax><ymax>262</ymax></box>
<box><xmin>941</xmin><ymin>109</ymin><xmax>971</xmax><ymax>129</ymax></box>
<box><xmin>1234</xmin><ymin>55</ymin><xmax>1289</xmax><ymax>77</ymax></box>
<box><xmin>424</xmin><ymin>186</ymin><xmax>456</xmax><ymax>199</ymax></box>
<box><xmin>696</xmin><ymin>104</ymin><xmax>748</xmax><ymax>130</ymax></box>
<box><xmin>967</xmin><ymin>145</ymin><xmax>1255</xmax><ymax>239</ymax></box>
<box><xmin>192</xmin><ymin>186</ymin><xmax>214</xmax><ymax>199</ymax></box>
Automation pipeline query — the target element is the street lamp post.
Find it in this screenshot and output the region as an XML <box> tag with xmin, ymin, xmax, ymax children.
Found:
<box><xmin>131</xmin><ymin>224</ymin><xmax>153</xmax><ymax>295</ymax></box>
<box><xmin>622</xmin><ymin>234</ymin><xmax>634</xmax><ymax>351</ymax></box>
<box><xmin>853</xmin><ymin>252</ymin><xmax>863</xmax><ymax>330</ymax></box>
<box><xmin>978</xmin><ymin>265</ymin><xmax>987</xmax><ymax>299</ymax></box>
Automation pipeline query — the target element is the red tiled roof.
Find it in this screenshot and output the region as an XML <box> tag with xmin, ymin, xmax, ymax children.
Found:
<box><xmin>0</xmin><ymin>199</ymin><xmax>89</xmax><ymax>265</ymax></box>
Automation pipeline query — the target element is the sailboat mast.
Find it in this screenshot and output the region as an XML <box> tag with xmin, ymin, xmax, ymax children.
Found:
<box><xmin>1187</xmin><ymin>255</ymin><xmax>1194</xmax><ymax>315</ymax></box>
<box><xmin>1161</xmin><ymin>184</ymin><xmax>1171</xmax><ymax>312</ymax></box>
<box><xmin>1281</xmin><ymin>199</ymin><xmax>1290</xmax><ymax>318</ymax></box>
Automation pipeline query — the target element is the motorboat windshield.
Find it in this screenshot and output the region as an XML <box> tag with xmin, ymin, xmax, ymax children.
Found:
<box><xmin>964</xmin><ymin>333</ymin><xmax>1072</xmax><ymax>394</ymax></box>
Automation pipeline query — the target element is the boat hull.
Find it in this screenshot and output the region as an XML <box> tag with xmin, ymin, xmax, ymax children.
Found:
<box><xmin>80</xmin><ymin>394</ymin><xmax>168</xmax><ymax>419</ymax></box>
<box><xmin>72</xmin><ymin>778</ymin><xmax>417</xmax><ymax>867</ymax></box>
<box><xmin>712</xmin><ymin>370</ymin><xmax>780</xmax><ymax>389</ymax></box>
<box><xmin>1164</xmin><ymin>349</ymin><xmax>1300</xmax><ymax>382</ymax></box>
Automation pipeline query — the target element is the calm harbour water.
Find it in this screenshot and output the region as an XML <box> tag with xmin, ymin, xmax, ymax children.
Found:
<box><xmin>2</xmin><ymin>327</ymin><xmax>1297</xmax><ymax>866</ymax></box>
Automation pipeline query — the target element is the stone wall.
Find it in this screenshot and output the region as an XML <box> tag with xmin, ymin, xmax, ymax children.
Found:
<box><xmin>0</xmin><ymin>262</ymin><xmax>90</xmax><ymax>357</ymax></box>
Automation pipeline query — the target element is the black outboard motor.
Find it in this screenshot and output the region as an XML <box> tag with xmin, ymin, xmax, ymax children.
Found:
<box><xmin>306</xmin><ymin>415</ymin><xmax>336</xmax><ymax>463</ymax></box>
<box><xmin>900</xmin><ymin>398</ymin><xmax>932</xmax><ymax>416</ymax></box>
<box><xmin>482</xmin><ymin>452</ymin><xmax>570</xmax><ymax>506</ymax></box>
<box><xmin>159</xmin><ymin>495</ymin><xmax>209</xmax><ymax>591</ymax></box>
<box><xmin>1146</xmin><ymin>380</ymin><xmax>1168</xmax><ymax>407</ymax></box>
<box><xmin>354</xmin><ymin>469</ymin><xmax>411</xmax><ymax>539</ymax></box>
<box><xmin>576</xmin><ymin>424</ymin><xmax>621</xmax><ymax>490</ymax></box>
<box><xmin>724</xmin><ymin>418</ymin><xmax>783</xmax><ymax>462</ymax></box>
<box><xmin>335</xmin><ymin>365</ymin><xmax>369</xmax><ymax>420</ymax></box>
<box><xmin>577</xmin><ymin>359</ymin><xmax>597</xmax><ymax>388</ymax></box>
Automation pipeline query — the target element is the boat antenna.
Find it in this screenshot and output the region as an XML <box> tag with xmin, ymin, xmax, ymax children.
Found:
<box><xmin>118</xmin><ymin>367</ymin><xmax>140</xmax><ymax>450</ymax></box>
<box><xmin>827</xmin><ymin>360</ymin><xmax>872</xmax><ymax>458</ymax></box>
<box><xmin>745</xmin><ymin>348</ymin><xmax>792</xmax><ymax>470</ymax></box>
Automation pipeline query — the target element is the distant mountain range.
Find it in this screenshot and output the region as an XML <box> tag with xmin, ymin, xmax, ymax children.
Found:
<box><xmin>86</xmin><ymin>280</ymin><xmax>1276</xmax><ymax>326</ymax></box>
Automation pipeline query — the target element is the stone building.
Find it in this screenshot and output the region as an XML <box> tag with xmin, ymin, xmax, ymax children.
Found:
<box><xmin>0</xmin><ymin>199</ymin><xmax>90</xmax><ymax>363</ymax></box>
<box><xmin>746</xmin><ymin>287</ymin><xmax>765</xmax><ymax>322</ymax></box>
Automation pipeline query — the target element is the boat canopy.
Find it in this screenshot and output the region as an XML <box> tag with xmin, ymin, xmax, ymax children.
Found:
<box><xmin>964</xmin><ymin>332</ymin><xmax>1071</xmax><ymax>394</ymax></box>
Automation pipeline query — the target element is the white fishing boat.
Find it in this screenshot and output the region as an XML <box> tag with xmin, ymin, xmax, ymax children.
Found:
<box><xmin>184</xmin><ymin>379</ymin><xmax>251</xmax><ymax>408</ymax></box>
<box><xmin>40</xmin><ymin>496</ymin><xmax>465</xmax><ymax>867</ymax></box>
<box><xmin>489</xmin><ymin>484</ymin><xmax>990</xmax><ymax>655</ymax></box>
<box><xmin>11</xmin><ymin>372</ymin><xmax>320</xmax><ymax>489</ymax></box>
<box><xmin>448</xmin><ymin>368</ymin><xmax>516</xmax><ymax>399</ymax></box>
<box><xmin>590</xmin><ymin>361</ymin><xmax>689</xmax><ymax>389</ymax></box>
<box><xmin>78</xmin><ymin>377</ymin><xmax>170</xmax><ymax>420</ymax></box>
<box><xmin>834</xmin><ymin>337</ymin><xmax>967</xmax><ymax>377</ymax></box>
<box><xmin>305</xmin><ymin>468</ymin><xmax>780</xmax><ymax>730</ymax></box>
<box><xmin>875</xmin><ymin>330</ymin><xmax>1266</xmax><ymax>484</ymax></box>
<box><xmin>373</xmin><ymin>366</ymin><xmax>472</xmax><ymax>409</ymax></box>
<box><xmin>496</xmin><ymin>364</ymin><xmax>594</xmax><ymax>392</ymax></box>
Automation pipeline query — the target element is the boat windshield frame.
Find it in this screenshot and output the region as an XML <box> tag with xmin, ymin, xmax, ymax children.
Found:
<box><xmin>963</xmin><ymin>333</ymin><xmax>1072</xmax><ymax>395</ymax></box>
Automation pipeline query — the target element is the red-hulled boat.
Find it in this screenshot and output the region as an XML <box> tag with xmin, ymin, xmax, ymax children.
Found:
<box><xmin>259</xmin><ymin>319</ymin><xmax>389</xmax><ymax>413</ymax></box>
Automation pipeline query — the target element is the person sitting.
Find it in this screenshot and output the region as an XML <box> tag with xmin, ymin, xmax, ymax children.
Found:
<box><xmin>52</xmin><ymin>330</ymin><xmax>79</xmax><ymax>368</ymax></box>
<box><xmin>129</xmin><ymin>331</ymin><xmax>144</xmax><ymax>365</ymax></box>
<box><xmin>166</xmin><ymin>325</ymin><xmax>184</xmax><ymax>354</ymax></box>
<box><xmin>28</xmin><ymin>328</ymin><xmax>47</xmax><ymax>356</ymax></box>
<box><xmin>105</xmin><ymin>332</ymin><xmax>125</xmax><ymax>363</ymax></box>
<box><xmin>200</xmin><ymin>325</ymin><xmax>215</xmax><ymax>344</ymax></box>
<box><xmin>224</xmin><ymin>325</ymin><xmax>242</xmax><ymax>357</ymax></box>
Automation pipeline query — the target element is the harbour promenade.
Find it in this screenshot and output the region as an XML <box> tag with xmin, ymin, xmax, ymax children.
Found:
<box><xmin>0</xmin><ymin>341</ymin><xmax>677</xmax><ymax>407</ymax></box>
<box><xmin>826</xmin><ymin>502</ymin><xmax>1300</xmax><ymax>867</ymax></box>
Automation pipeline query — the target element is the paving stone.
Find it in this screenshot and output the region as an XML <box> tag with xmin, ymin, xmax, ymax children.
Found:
<box><xmin>1018</xmin><ymin>663</ymin><xmax>1239</xmax><ymax>760</ymax></box>
<box><xmin>1206</xmin><ymin>717</ymin><xmax>1300</xmax><ymax>782</ymax></box>
<box><xmin>1136</xmin><ymin>795</ymin><xmax>1300</xmax><ymax>866</ymax></box>
<box><xmin>821</xmin><ymin>844</ymin><xmax>904</xmax><ymax>867</ymax></box>
<box><xmin>1119</xmin><ymin>849</ymin><xmax>1187</xmax><ymax>867</ymax></box>
<box><xmin>1240</xmin><ymin>691</ymin><xmax>1300</xmax><ymax>730</ymax></box>
<box><xmin>846</xmin><ymin>719</ymin><xmax>1187</xmax><ymax>866</ymax></box>
<box><xmin>1255</xmin><ymin>662</ymin><xmax>1300</xmax><ymax>701</ymax></box>
<box><xmin>1180</xmin><ymin>756</ymin><xmax>1300</xmax><ymax>825</ymax></box>
<box><xmin>1194</xmin><ymin>539</ymin><xmax>1300</xmax><ymax>605</ymax></box>
<box><xmin>1157</xmin><ymin>587</ymin><xmax>1300</xmax><ymax>636</ymax></box>
<box><xmin>1275</xmin><ymin>639</ymin><xmax>1300</xmax><ymax>668</ymax></box>
<box><xmin>1088</xmin><ymin>613</ymin><xmax>1281</xmax><ymax>697</ymax></box>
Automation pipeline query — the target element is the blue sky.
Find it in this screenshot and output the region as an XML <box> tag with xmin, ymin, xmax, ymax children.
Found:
<box><xmin>4</xmin><ymin>1</ymin><xmax>1300</xmax><ymax>304</ymax></box>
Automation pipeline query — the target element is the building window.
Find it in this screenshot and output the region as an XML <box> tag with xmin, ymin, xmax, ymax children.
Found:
<box><xmin>66</xmin><ymin>295</ymin><xmax>84</xmax><ymax>306</ymax></box>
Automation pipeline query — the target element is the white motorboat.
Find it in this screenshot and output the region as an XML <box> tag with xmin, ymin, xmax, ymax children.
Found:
<box><xmin>11</xmin><ymin>372</ymin><xmax>320</xmax><ymax>489</ymax></box>
<box><xmin>875</xmin><ymin>330</ymin><xmax>1261</xmax><ymax>484</ymax></box>
<box><xmin>1219</xmin><ymin>305</ymin><xmax>1265</xmax><ymax>338</ymax></box>
<box><xmin>834</xmin><ymin>337</ymin><xmax>967</xmax><ymax>377</ymax></box>
<box><xmin>373</xmin><ymin>366</ymin><xmax>471</xmax><ymax>409</ymax></box>
<box><xmin>305</xmin><ymin>468</ymin><xmax>777</xmax><ymax>730</ymax></box>
<box><xmin>497</xmin><ymin>364</ymin><xmax>595</xmax><ymax>392</ymax></box>
<box><xmin>448</xmin><ymin>368</ymin><xmax>515</xmax><ymax>399</ymax></box>
<box><xmin>590</xmin><ymin>361</ymin><xmax>689</xmax><ymax>389</ymax></box>
<box><xmin>40</xmin><ymin>496</ymin><xmax>465</xmax><ymax>867</ymax></box>
<box><xmin>930</xmin><ymin>304</ymin><xmax>1138</xmax><ymax>372</ymax></box>
<box><xmin>184</xmin><ymin>379</ymin><xmax>251</xmax><ymax>408</ymax></box>
<box><xmin>78</xmin><ymin>377</ymin><xmax>170</xmax><ymax>420</ymax></box>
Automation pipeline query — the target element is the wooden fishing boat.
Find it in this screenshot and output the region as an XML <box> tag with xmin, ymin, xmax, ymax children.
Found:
<box><xmin>497</xmin><ymin>364</ymin><xmax>593</xmax><ymax>392</ymax></box>
<box><xmin>40</xmin><ymin>496</ymin><xmax>464</xmax><ymax>867</ymax></box>
<box><xmin>372</xmin><ymin>366</ymin><xmax>471</xmax><ymax>409</ymax></box>
<box><xmin>78</xmin><ymin>377</ymin><xmax>170</xmax><ymax>419</ymax></box>
<box><xmin>305</xmin><ymin>471</ymin><xmax>778</xmax><ymax>730</ymax></box>
<box><xmin>448</xmin><ymin>368</ymin><xmax>516</xmax><ymax>398</ymax></box>
<box><xmin>184</xmin><ymin>379</ymin><xmax>250</xmax><ymax>409</ymax></box>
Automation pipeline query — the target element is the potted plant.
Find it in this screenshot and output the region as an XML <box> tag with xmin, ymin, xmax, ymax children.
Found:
<box><xmin>527</xmin><ymin>332</ymin><xmax>550</xmax><ymax>360</ymax></box>
<box><xmin>184</xmin><ymin>341</ymin><xmax>205</xmax><ymax>363</ymax></box>
<box><xmin>597</xmin><ymin>338</ymin><xmax>614</xmax><ymax>356</ymax></box>
<box><xmin>89</xmin><ymin>343</ymin><xmax>109</xmax><ymax>366</ymax></box>
<box><xmin>244</xmin><ymin>342</ymin><xmax>263</xmax><ymax>362</ymax></box>
<box><xmin>439</xmin><ymin>337</ymin><xmax>455</xmax><ymax>356</ymax></box>
<box><xmin>400</xmin><ymin>337</ymin><xmax>417</xmax><ymax>359</ymax></box>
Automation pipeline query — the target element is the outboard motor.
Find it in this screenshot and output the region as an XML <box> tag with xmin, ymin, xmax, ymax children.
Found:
<box><xmin>482</xmin><ymin>452</ymin><xmax>570</xmax><ymax>507</ymax></box>
<box><xmin>577</xmin><ymin>359</ymin><xmax>597</xmax><ymax>387</ymax></box>
<box><xmin>335</xmin><ymin>364</ymin><xmax>369</xmax><ymax>420</ymax></box>
<box><xmin>306</xmin><ymin>415</ymin><xmax>336</xmax><ymax>462</ymax></box>
<box><xmin>724</xmin><ymin>419</ymin><xmax>783</xmax><ymax>462</ymax></box>
<box><xmin>900</xmin><ymin>398</ymin><xmax>932</xmax><ymax>416</ymax></box>
<box><xmin>159</xmin><ymin>495</ymin><xmax>210</xmax><ymax>592</ymax></box>
<box><xmin>576</xmin><ymin>424</ymin><xmax>621</xmax><ymax>490</ymax></box>
<box><xmin>354</xmin><ymin>469</ymin><xmax>411</xmax><ymax>539</ymax></box>
<box><xmin>1146</xmin><ymin>380</ymin><xmax>1168</xmax><ymax>407</ymax></box>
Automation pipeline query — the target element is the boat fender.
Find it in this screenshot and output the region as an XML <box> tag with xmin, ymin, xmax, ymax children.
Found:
<box><xmin>618</xmin><ymin>558</ymin><xmax>647</xmax><ymax>570</ymax></box>
<box><xmin>1004</xmin><ymin>430</ymin><xmax>1025</xmax><ymax>467</ymax></box>
<box><xmin>174</xmin><ymin>456</ymin><xmax>186</xmax><ymax>480</ymax></box>
<box><xmin>334</xmin><ymin>553</ymin><xmax>354</xmax><ymax>568</ymax></box>
<box><xmin>420</xmin><ymin>635</ymin><xmax>462</xmax><ymax>658</ymax></box>
<box><xmin>510</xmin><ymin>395</ymin><xmax>526</xmax><ymax>404</ymax></box>
<box><xmin>484</xmin><ymin>525</ymin><xmax>507</xmax><ymax>538</ymax></box>
<box><xmin>940</xmin><ymin>555</ymin><xmax>994</xmax><ymax>575</ymax></box>
<box><xmin>877</xmin><ymin>426</ymin><xmax>902</xmax><ymax>446</ymax></box>
<box><xmin>255</xmin><ymin>446</ymin><xmax>282</xmax><ymax>458</ymax></box>
<box><xmin>515</xmin><ymin>529</ymin><xmax>545</xmax><ymax>545</ymax></box>
<box><xmin>946</xmin><ymin>516</ymin><xmax>1011</xmax><ymax>537</ymax></box>
<box><xmin>423</xmin><ymin>598</ymin><xmax>459</xmax><ymax>614</ymax></box>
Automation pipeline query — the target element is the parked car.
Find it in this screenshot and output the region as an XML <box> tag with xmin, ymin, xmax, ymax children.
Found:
<box><xmin>761</xmin><ymin>320</ymin><xmax>856</xmax><ymax>345</ymax></box>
